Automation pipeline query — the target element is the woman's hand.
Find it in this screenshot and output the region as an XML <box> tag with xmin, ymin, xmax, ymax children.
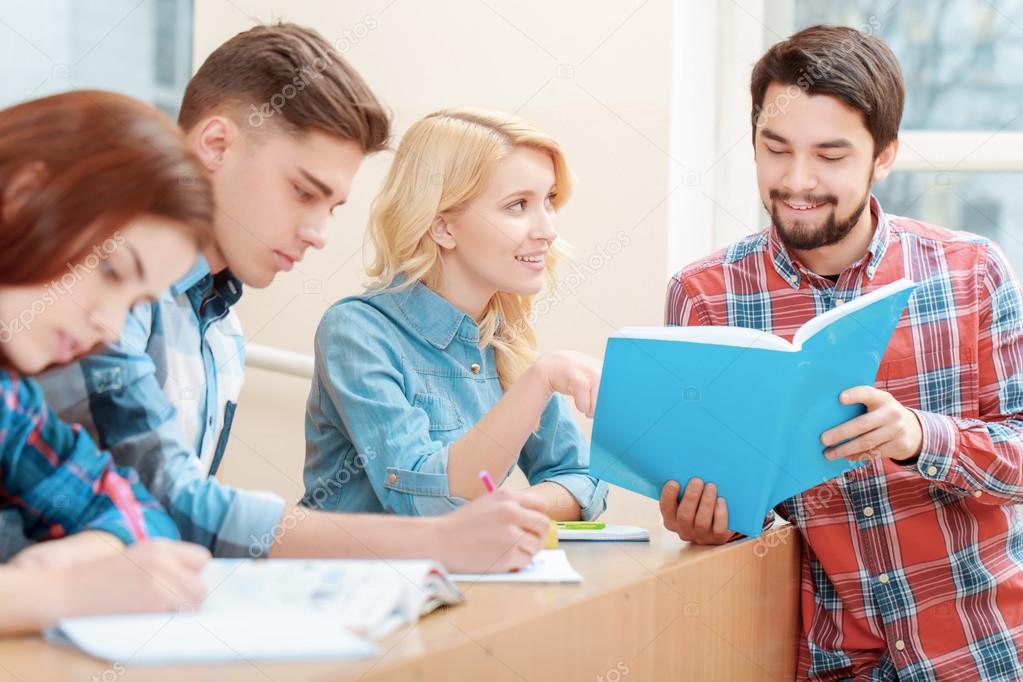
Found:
<box><xmin>431</xmin><ymin>490</ymin><xmax>550</xmax><ymax>572</ymax></box>
<box><xmin>529</xmin><ymin>351</ymin><xmax>602</xmax><ymax>417</ymax></box>
<box><xmin>55</xmin><ymin>540</ymin><xmax>211</xmax><ymax>621</ymax></box>
<box><xmin>9</xmin><ymin>530</ymin><xmax>124</xmax><ymax>570</ymax></box>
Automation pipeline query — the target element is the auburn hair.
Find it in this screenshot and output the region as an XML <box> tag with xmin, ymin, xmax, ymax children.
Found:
<box><xmin>0</xmin><ymin>90</ymin><xmax>213</xmax><ymax>285</ymax></box>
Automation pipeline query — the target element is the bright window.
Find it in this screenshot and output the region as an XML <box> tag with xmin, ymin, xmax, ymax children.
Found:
<box><xmin>0</xmin><ymin>0</ymin><xmax>193</xmax><ymax>118</ymax></box>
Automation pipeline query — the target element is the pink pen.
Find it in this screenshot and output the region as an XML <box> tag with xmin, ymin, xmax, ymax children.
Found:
<box><xmin>479</xmin><ymin>470</ymin><xmax>497</xmax><ymax>493</ymax></box>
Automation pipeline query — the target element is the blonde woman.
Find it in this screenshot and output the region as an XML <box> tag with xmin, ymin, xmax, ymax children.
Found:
<box><xmin>304</xmin><ymin>109</ymin><xmax>607</xmax><ymax>525</ymax></box>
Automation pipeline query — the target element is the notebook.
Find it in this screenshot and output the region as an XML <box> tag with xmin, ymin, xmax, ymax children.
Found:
<box><xmin>590</xmin><ymin>278</ymin><xmax>917</xmax><ymax>538</ymax></box>
<box><xmin>448</xmin><ymin>550</ymin><xmax>583</xmax><ymax>583</ymax></box>
<box><xmin>48</xmin><ymin>612</ymin><xmax>377</xmax><ymax>665</ymax></box>
<box><xmin>557</xmin><ymin>524</ymin><xmax>650</xmax><ymax>542</ymax></box>
<box><xmin>48</xmin><ymin>558</ymin><xmax>464</xmax><ymax>664</ymax></box>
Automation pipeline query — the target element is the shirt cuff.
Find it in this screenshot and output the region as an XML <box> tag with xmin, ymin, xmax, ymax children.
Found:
<box><xmin>81</xmin><ymin>520</ymin><xmax>135</xmax><ymax>546</ymax></box>
<box><xmin>542</xmin><ymin>473</ymin><xmax>609</xmax><ymax>521</ymax></box>
<box><xmin>911</xmin><ymin>409</ymin><xmax>959</xmax><ymax>481</ymax></box>
<box><xmin>217</xmin><ymin>489</ymin><xmax>287</xmax><ymax>559</ymax></box>
<box><xmin>82</xmin><ymin>505</ymin><xmax>180</xmax><ymax>546</ymax></box>
<box><xmin>382</xmin><ymin>446</ymin><xmax>470</xmax><ymax>516</ymax></box>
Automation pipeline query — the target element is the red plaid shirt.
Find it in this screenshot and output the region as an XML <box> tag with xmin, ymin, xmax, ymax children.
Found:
<box><xmin>666</xmin><ymin>198</ymin><xmax>1023</xmax><ymax>680</ymax></box>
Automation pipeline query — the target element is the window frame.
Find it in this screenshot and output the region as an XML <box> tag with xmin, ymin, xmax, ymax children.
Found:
<box><xmin>668</xmin><ymin>0</ymin><xmax>1023</xmax><ymax>272</ymax></box>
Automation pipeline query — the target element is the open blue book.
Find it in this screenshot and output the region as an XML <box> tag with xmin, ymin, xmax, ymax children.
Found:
<box><xmin>590</xmin><ymin>278</ymin><xmax>917</xmax><ymax>537</ymax></box>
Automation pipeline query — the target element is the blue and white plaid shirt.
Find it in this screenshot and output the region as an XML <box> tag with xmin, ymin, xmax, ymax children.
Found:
<box><xmin>34</xmin><ymin>257</ymin><xmax>285</xmax><ymax>558</ymax></box>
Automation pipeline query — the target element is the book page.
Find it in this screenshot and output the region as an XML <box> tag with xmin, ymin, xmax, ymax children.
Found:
<box><xmin>792</xmin><ymin>278</ymin><xmax>916</xmax><ymax>349</ymax></box>
<box><xmin>202</xmin><ymin>559</ymin><xmax>462</xmax><ymax>638</ymax></box>
<box><xmin>615</xmin><ymin>325</ymin><xmax>794</xmax><ymax>352</ymax></box>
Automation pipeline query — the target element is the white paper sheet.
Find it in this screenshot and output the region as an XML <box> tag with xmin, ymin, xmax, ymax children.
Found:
<box><xmin>48</xmin><ymin>611</ymin><xmax>377</xmax><ymax>664</ymax></box>
<box><xmin>48</xmin><ymin>558</ymin><xmax>465</xmax><ymax>664</ymax></box>
<box><xmin>556</xmin><ymin>524</ymin><xmax>650</xmax><ymax>542</ymax></box>
<box><xmin>448</xmin><ymin>550</ymin><xmax>583</xmax><ymax>583</ymax></box>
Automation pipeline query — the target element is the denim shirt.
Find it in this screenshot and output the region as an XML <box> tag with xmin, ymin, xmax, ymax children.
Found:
<box><xmin>303</xmin><ymin>280</ymin><xmax>608</xmax><ymax>519</ymax></box>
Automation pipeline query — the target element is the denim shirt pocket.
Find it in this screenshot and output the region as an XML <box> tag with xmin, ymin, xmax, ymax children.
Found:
<box><xmin>411</xmin><ymin>392</ymin><xmax>464</xmax><ymax>432</ymax></box>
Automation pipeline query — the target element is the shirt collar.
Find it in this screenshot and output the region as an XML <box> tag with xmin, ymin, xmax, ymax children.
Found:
<box><xmin>769</xmin><ymin>195</ymin><xmax>892</xmax><ymax>288</ymax></box>
<box><xmin>394</xmin><ymin>278</ymin><xmax>481</xmax><ymax>349</ymax></box>
<box><xmin>864</xmin><ymin>196</ymin><xmax>892</xmax><ymax>278</ymax></box>
<box><xmin>211</xmin><ymin>269</ymin><xmax>244</xmax><ymax>307</ymax></box>
<box><xmin>170</xmin><ymin>255</ymin><xmax>212</xmax><ymax>296</ymax></box>
<box><xmin>169</xmin><ymin>255</ymin><xmax>243</xmax><ymax>308</ymax></box>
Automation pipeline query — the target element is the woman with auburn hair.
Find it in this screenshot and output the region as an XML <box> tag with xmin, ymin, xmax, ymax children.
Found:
<box><xmin>0</xmin><ymin>90</ymin><xmax>215</xmax><ymax>635</ymax></box>
<box><xmin>304</xmin><ymin>109</ymin><xmax>607</xmax><ymax>533</ymax></box>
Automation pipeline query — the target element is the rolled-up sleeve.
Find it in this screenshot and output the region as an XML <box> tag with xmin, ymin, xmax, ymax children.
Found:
<box><xmin>37</xmin><ymin>305</ymin><xmax>285</xmax><ymax>557</ymax></box>
<box><xmin>1</xmin><ymin>374</ymin><xmax>179</xmax><ymax>545</ymax></box>
<box><xmin>310</xmin><ymin>302</ymin><xmax>467</xmax><ymax>516</ymax></box>
<box><xmin>522</xmin><ymin>394</ymin><xmax>608</xmax><ymax>520</ymax></box>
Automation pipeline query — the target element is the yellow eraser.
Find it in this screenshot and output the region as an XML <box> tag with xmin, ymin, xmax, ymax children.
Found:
<box><xmin>544</xmin><ymin>519</ymin><xmax>559</xmax><ymax>549</ymax></box>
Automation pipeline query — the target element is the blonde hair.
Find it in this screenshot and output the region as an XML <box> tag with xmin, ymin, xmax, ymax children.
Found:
<box><xmin>365</xmin><ymin>108</ymin><xmax>573</xmax><ymax>388</ymax></box>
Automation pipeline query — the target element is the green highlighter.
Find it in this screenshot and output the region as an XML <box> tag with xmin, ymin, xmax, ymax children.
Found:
<box><xmin>555</xmin><ymin>522</ymin><xmax>606</xmax><ymax>530</ymax></box>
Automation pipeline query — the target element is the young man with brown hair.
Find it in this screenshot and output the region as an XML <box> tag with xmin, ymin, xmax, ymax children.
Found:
<box><xmin>660</xmin><ymin>25</ymin><xmax>1023</xmax><ymax>679</ymax></box>
<box><xmin>13</xmin><ymin>23</ymin><xmax>550</xmax><ymax>572</ymax></box>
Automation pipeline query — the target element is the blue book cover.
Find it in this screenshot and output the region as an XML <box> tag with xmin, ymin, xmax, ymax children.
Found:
<box><xmin>590</xmin><ymin>278</ymin><xmax>917</xmax><ymax>537</ymax></box>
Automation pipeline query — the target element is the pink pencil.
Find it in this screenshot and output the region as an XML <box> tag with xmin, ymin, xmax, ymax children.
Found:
<box><xmin>479</xmin><ymin>470</ymin><xmax>497</xmax><ymax>493</ymax></box>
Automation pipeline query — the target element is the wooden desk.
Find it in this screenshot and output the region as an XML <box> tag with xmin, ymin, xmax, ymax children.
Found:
<box><xmin>0</xmin><ymin>525</ymin><xmax>801</xmax><ymax>682</ymax></box>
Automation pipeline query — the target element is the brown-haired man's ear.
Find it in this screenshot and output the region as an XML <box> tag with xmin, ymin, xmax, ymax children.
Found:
<box><xmin>189</xmin><ymin>116</ymin><xmax>236</xmax><ymax>174</ymax></box>
<box><xmin>872</xmin><ymin>138</ymin><xmax>900</xmax><ymax>183</ymax></box>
